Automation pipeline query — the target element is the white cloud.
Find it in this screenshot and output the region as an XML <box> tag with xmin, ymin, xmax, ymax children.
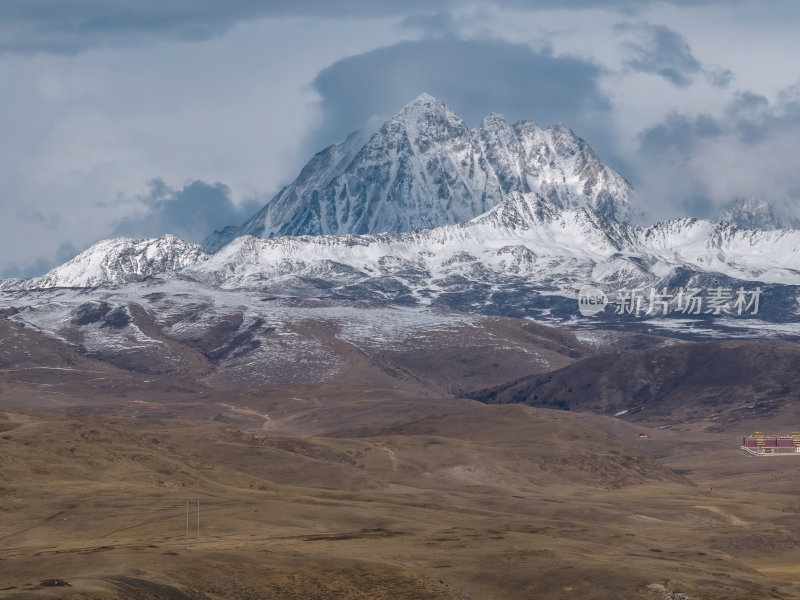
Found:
<box><xmin>0</xmin><ymin>16</ymin><xmax>408</xmax><ymax>276</ymax></box>
<box><xmin>2</xmin><ymin>1</ymin><xmax>800</xmax><ymax>276</ymax></box>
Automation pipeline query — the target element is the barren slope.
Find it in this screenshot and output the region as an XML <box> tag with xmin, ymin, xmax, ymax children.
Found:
<box><xmin>3</xmin><ymin>406</ymin><xmax>800</xmax><ymax>599</ymax></box>
<box><xmin>471</xmin><ymin>339</ymin><xmax>800</xmax><ymax>428</ymax></box>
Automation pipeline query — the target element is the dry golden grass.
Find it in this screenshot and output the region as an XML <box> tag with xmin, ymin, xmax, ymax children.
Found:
<box><xmin>2</xmin><ymin>403</ymin><xmax>800</xmax><ymax>599</ymax></box>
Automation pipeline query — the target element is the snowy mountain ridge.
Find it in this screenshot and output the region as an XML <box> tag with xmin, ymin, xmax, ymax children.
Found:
<box><xmin>0</xmin><ymin>235</ymin><xmax>207</xmax><ymax>290</ymax></box>
<box><xmin>190</xmin><ymin>193</ymin><xmax>800</xmax><ymax>293</ymax></box>
<box><xmin>7</xmin><ymin>193</ymin><xmax>800</xmax><ymax>297</ymax></box>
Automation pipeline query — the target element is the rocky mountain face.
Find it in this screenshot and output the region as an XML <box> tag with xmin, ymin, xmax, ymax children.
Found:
<box><xmin>205</xmin><ymin>93</ymin><xmax>637</xmax><ymax>251</ymax></box>
<box><xmin>0</xmin><ymin>277</ymin><xmax>586</xmax><ymax>394</ymax></box>
<box><xmin>471</xmin><ymin>338</ymin><xmax>800</xmax><ymax>425</ymax></box>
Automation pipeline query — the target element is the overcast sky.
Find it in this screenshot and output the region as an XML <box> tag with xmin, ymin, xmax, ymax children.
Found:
<box><xmin>2</xmin><ymin>0</ymin><xmax>800</xmax><ymax>277</ymax></box>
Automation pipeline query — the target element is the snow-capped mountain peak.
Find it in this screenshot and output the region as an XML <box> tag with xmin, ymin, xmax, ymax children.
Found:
<box><xmin>8</xmin><ymin>235</ymin><xmax>209</xmax><ymax>290</ymax></box>
<box><xmin>204</xmin><ymin>93</ymin><xmax>639</xmax><ymax>250</ymax></box>
<box><xmin>396</xmin><ymin>93</ymin><xmax>471</xmax><ymax>124</ymax></box>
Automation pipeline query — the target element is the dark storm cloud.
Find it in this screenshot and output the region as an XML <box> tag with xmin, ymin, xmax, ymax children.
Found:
<box><xmin>636</xmin><ymin>112</ymin><xmax>726</xmax><ymax>217</ymax></box>
<box><xmin>636</xmin><ymin>84</ymin><xmax>800</xmax><ymax>220</ymax></box>
<box><xmin>0</xmin><ymin>0</ymin><xmax>746</xmax><ymax>53</ymax></box>
<box><xmin>15</xmin><ymin>207</ymin><xmax>60</xmax><ymax>229</ymax></box>
<box><xmin>617</xmin><ymin>22</ymin><xmax>734</xmax><ymax>89</ymax></box>
<box><xmin>705</xmin><ymin>65</ymin><xmax>734</xmax><ymax>88</ymax></box>
<box><xmin>1</xmin><ymin>180</ymin><xmax>262</xmax><ymax>278</ymax></box>
<box><xmin>618</xmin><ymin>22</ymin><xmax>702</xmax><ymax>87</ymax></box>
<box><xmin>310</xmin><ymin>38</ymin><xmax>622</xmax><ymax>168</ymax></box>
<box><xmin>639</xmin><ymin>88</ymin><xmax>800</xmax><ymax>155</ymax></box>
<box><xmin>1</xmin><ymin>242</ymin><xmax>77</xmax><ymax>279</ymax></box>
<box><xmin>638</xmin><ymin>112</ymin><xmax>725</xmax><ymax>156</ymax></box>
<box><xmin>111</xmin><ymin>179</ymin><xmax>262</xmax><ymax>244</ymax></box>
<box><xmin>722</xmin><ymin>89</ymin><xmax>800</xmax><ymax>143</ymax></box>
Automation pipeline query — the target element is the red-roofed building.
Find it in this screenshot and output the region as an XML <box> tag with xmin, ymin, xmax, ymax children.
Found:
<box><xmin>742</xmin><ymin>432</ymin><xmax>800</xmax><ymax>455</ymax></box>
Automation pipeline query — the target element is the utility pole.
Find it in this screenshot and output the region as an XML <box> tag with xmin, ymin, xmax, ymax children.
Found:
<box><xmin>186</xmin><ymin>500</ymin><xmax>189</xmax><ymax>545</ymax></box>
<box><xmin>197</xmin><ymin>500</ymin><xmax>200</xmax><ymax>542</ymax></box>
